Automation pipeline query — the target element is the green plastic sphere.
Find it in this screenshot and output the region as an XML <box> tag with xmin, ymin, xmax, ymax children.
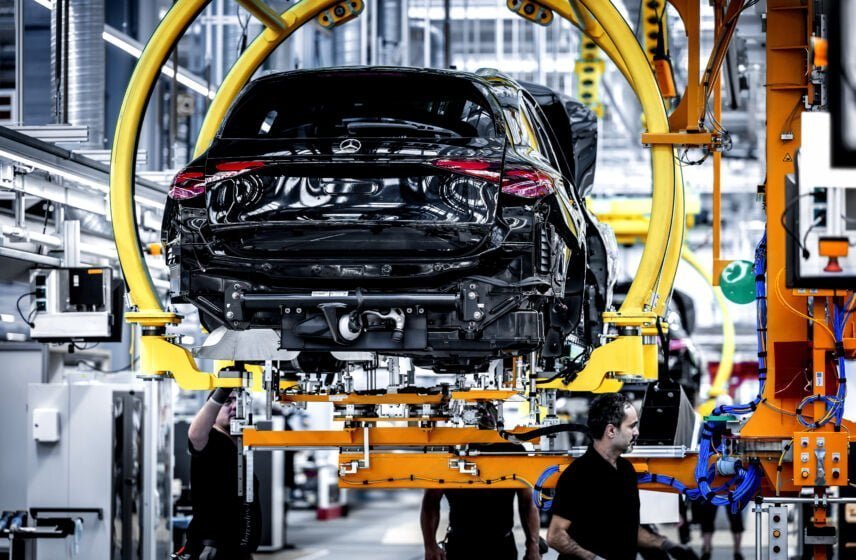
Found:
<box><xmin>719</xmin><ymin>260</ymin><xmax>756</xmax><ymax>304</ymax></box>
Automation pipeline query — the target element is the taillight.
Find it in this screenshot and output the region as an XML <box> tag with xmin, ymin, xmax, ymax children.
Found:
<box><xmin>214</xmin><ymin>160</ymin><xmax>265</xmax><ymax>172</ymax></box>
<box><xmin>431</xmin><ymin>159</ymin><xmax>555</xmax><ymax>199</ymax></box>
<box><xmin>431</xmin><ymin>159</ymin><xmax>501</xmax><ymax>183</ymax></box>
<box><xmin>501</xmin><ymin>169</ymin><xmax>555</xmax><ymax>198</ymax></box>
<box><xmin>168</xmin><ymin>161</ymin><xmax>267</xmax><ymax>201</ymax></box>
<box><xmin>168</xmin><ymin>169</ymin><xmax>205</xmax><ymax>200</ymax></box>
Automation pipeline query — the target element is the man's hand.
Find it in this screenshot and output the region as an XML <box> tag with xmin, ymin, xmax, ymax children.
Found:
<box><xmin>210</xmin><ymin>387</ymin><xmax>232</xmax><ymax>405</ymax></box>
<box><xmin>662</xmin><ymin>539</ymin><xmax>700</xmax><ymax>560</ymax></box>
<box><xmin>198</xmin><ymin>545</ymin><xmax>218</xmax><ymax>560</ymax></box>
<box><xmin>523</xmin><ymin>541</ymin><xmax>541</xmax><ymax>560</ymax></box>
<box><xmin>425</xmin><ymin>544</ymin><xmax>446</xmax><ymax>560</ymax></box>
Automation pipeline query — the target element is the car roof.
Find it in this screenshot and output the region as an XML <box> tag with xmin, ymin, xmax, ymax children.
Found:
<box><xmin>252</xmin><ymin>66</ymin><xmax>495</xmax><ymax>87</ymax></box>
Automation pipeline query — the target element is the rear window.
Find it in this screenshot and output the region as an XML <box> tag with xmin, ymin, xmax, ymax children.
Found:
<box><xmin>219</xmin><ymin>72</ymin><xmax>498</xmax><ymax>140</ymax></box>
<box><xmin>220</xmin><ymin>73</ymin><xmax>497</xmax><ymax>139</ymax></box>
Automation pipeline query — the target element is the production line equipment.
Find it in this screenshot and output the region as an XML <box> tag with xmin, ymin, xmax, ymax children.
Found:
<box><xmin>106</xmin><ymin>1</ymin><xmax>856</xmax><ymax>558</ymax></box>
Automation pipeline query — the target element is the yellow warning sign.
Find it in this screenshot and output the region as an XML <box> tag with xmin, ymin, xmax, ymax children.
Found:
<box><xmin>783</xmin><ymin>153</ymin><xmax>792</xmax><ymax>162</ymax></box>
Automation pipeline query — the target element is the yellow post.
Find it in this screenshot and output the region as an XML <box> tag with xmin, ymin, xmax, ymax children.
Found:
<box><xmin>572</xmin><ymin>0</ymin><xmax>683</xmax><ymax>318</ymax></box>
<box><xmin>236</xmin><ymin>0</ymin><xmax>287</xmax><ymax>32</ymax></box>
<box><xmin>110</xmin><ymin>0</ymin><xmax>212</xmax><ymax>317</ymax></box>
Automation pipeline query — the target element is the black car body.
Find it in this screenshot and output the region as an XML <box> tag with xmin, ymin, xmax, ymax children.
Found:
<box><xmin>162</xmin><ymin>67</ymin><xmax>615</xmax><ymax>373</ymax></box>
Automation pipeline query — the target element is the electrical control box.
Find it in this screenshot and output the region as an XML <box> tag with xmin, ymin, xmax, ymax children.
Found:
<box><xmin>793</xmin><ymin>431</ymin><xmax>849</xmax><ymax>487</ymax></box>
<box><xmin>28</xmin><ymin>267</ymin><xmax>124</xmax><ymax>343</ymax></box>
<box><xmin>32</xmin><ymin>408</ymin><xmax>60</xmax><ymax>443</ymax></box>
<box><xmin>786</xmin><ymin>112</ymin><xmax>856</xmax><ymax>288</ymax></box>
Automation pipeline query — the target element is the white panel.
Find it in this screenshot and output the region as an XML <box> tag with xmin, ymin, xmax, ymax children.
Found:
<box><xmin>842</xmin><ymin>360</ymin><xmax>856</xmax><ymax>423</ymax></box>
<box><xmin>67</xmin><ymin>384</ymin><xmax>115</xmax><ymax>560</ymax></box>
<box><xmin>31</xmin><ymin>312</ymin><xmax>111</xmax><ymax>339</ymax></box>
<box><xmin>0</xmin><ymin>347</ymin><xmax>43</xmax><ymax>513</ymax></box>
<box><xmin>27</xmin><ymin>384</ymin><xmax>70</xmax><ymax>508</ymax></box>
<box><xmin>638</xmin><ymin>490</ymin><xmax>679</xmax><ymax>524</ymax></box>
<box><xmin>27</xmin><ymin>383</ymin><xmax>71</xmax><ymax>560</ymax></box>
<box><xmin>32</xmin><ymin>408</ymin><xmax>60</xmax><ymax>442</ymax></box>
<box><xmin>798</xmin><ymin>113</ymin><xmax>856</xmax><ymax>278</ymax></box>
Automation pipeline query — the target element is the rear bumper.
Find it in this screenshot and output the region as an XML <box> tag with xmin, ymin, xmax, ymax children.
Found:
<box><xmin>217</xmin><ymin>282</ymin><xmax>546</xmax><ymax>356</ymax></box>
<box><xmin>241</xmin><ymin>291</ymin><xmax>459</xmax><ymax>310</ymax></box>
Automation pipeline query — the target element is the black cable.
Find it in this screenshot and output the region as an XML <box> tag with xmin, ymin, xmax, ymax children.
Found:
<box><xmin>36</xmin><ymin>201</ymin><xmax>51</xmax><ymax>255</ymax></box>
<box><xmin>801</xmin><ymin>216</ymin><xmax>823</xmax><ymax>253</ymax></box>
<box><xmin>236</xmin><ymin>5</ymin><xmax>250</xmax><ymax>56</ymax></box>
<box><xmin>499</xmin><ymin>423</ymin><xmax>589</xmax><ymax>443</ymax></box>
<box><xmin>536</xmin><ymin>349</ymin><xmax>590</xmax><ymax>385</ymax></box>
<box><xmin>656</xmin><ymin>319</ymin><xmax>671</xmax><ymax>381</ymax></box>
<box><xmin>674</xmin><ymin>147</ymin><xmax>710</xmax><ymax>167</ymax></box>
<box><xmin>76</xmin><ymin>355</ymin><xmax>139</xmax><ymax>374</ymax></box>
<box><xmin>464</xmin><ymin>275</ymin><xmax>552</xmax><ymax>289</ymax></box>
<box><xmin>16</xmin><ymin>291</ymin><xmax>36</xmax><ymax>327</ymax></box>
<box><xmin>780</xmin><ymin>193</ymin><xmax>815</xmax><ymax>260</ymax></box>
<box><xmin>26</xmin><ymin>307</ymin><xmax>38</xmax><ymax>327</ymax></box>
<box><xmin>699</xmin><ymin>0</ymin><xmax>758</xmax><ymax>129</ymax></box>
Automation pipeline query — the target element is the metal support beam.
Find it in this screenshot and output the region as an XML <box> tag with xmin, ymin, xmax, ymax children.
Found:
<box><xmin>61</xmin><ymin>219</ymin><xmax>80</xmax><ymax>267</ymax></box>
<box><xmin>236</xmin><ymin>0</ymin><xmax>286</xmax><ymax>32</ymax></box>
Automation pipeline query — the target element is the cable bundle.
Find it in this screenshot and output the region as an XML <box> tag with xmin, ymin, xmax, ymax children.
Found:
<box><xmin>792</xmin><ymin>279</ymin><xmax>851</xmax><ymax>430</ymax></box>
<box><xmin>532</xmin><ymin>465</ymin><xmax>561</xmax><ymax>511</ymax></box>
<box><xmin>689</xmin><ymin>233</ymin><xmax>767</xmax><ymax>512</ymax></box>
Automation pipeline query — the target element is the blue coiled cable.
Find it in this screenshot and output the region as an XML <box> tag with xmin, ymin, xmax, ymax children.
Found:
<box><xmin>533</xmin><ymin>465</ymin><xmax>560</xmax><ymax>510</ymax></box>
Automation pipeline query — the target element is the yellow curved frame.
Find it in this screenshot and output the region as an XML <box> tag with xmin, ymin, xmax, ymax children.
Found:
<box><xmin>681</xmin><ymin>247</ymin><xmax>735</xmax><ymax>416</ymax></box>
<box><xmin>110</xmin><ymin>0</ymin><xmax>685</xmax><ymax>386</ymax></box>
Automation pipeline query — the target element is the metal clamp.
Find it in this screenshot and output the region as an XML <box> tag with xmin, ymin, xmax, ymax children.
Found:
<box><xmin>339</xmin><ymin>426</ymin><xmax>371</xmax><ymax>476</ymax></box>
<box><xmin>448</xmin><ymin>459</ymin><xmax>479</xmax><ymax>476</ymax></box>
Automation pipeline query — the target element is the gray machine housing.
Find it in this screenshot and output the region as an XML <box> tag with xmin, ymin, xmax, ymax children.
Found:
<box><xmin>28</xmin><ymin>267</ymin><xmax>123</xmax><ymax>343</ymax></box>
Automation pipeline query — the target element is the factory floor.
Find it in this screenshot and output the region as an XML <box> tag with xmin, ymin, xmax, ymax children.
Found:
<box><xmin>258</xmin><ymin>491</ymin><xmax>759</xmax><ymax>560</ymax></box>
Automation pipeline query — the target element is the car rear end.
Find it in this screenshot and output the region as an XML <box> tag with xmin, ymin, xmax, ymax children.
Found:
<box><xmin>162</xmin><ymin>69</ymin><xmax>576</xmax><ymax>367</ymax></box>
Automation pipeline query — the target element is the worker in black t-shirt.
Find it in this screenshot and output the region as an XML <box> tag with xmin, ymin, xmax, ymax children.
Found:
<box><xmin>186</xmin><ymin>388</ymin><xmax>261</xmax><ymax>560</ymax></box>
<box><xmin>420</xmin><ymin>445</ymin><xmax>542</xmax><ymax>560</ymax></box>
<box><xmin>546</xmin><ymin>393</ymin><xmax>697</xmax><ymax>560</ymax></box>
<box><xmin>420</xmin><ymin>402</ymin><xmax>542</xmax><ymax>560</ymax></box>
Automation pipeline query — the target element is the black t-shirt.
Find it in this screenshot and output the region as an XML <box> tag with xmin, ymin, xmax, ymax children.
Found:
<box><xmin>551</xmin><ymin>446</ymin><xmax>640</xmax><ymax>560</ymax></box>
<box><xmin>445</xmin><ymin>488</ymin><xmax>516</xmax><ymax>536</ymax></box>
<box><xmin>187</xmin><ymin>428</ymin><xmax>262</xmax><ymax>556</ymax></box>
<box><xmin>443</xmin><ymin>442</ymin><xmax>522</xmax><ymax>537</ymax></box>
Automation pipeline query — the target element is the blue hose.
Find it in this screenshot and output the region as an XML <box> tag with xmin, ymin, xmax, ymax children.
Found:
<box><xmin>533</xmin><ymin>465</ymin><xmax>561</xmax><ymax>511</ymax></box>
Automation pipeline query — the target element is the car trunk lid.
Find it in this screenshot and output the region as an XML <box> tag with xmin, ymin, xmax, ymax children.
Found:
<box><xmin>203</xmin><ymin>143</ymin><xmax>504</xmax><ymax>257</ymax></box>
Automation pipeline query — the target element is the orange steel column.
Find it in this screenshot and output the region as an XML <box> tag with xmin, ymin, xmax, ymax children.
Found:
<box><xmin>665</xmin><ymin>0</ymin><xmax>702</xmax><ymax>131</ymax></box>
<box><xmin>741</xmin><ymin>0</ymin><xmax>811</xmax><ymax>440</ymax></box>
<box><xmin>750</xmin><ymin>2</ymin><xmax>830</xmax><ymax>558</ymax></box>
<box><xmin>712</xmin><ymin>1</ymin><xmax>724</xmax><ymax>283</ymax></box>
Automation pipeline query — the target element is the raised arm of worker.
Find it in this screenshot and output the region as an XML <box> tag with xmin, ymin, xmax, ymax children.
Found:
<box><xmin>516</xmin><ymin>487</ymin><xmax>542</xmax><ymax>559</ymax></box>
<box><xmin>188</xmin><ymin>387</ymin><xmax>232</xmax><ymax>451</ymax></box>
<box><xmin>638</xmin><ymin>526</ymin><xmax>699</xmax><ymax>560</ymax></box>
<box><xmin>547</xmin><ymin>514</ymin><xmax>599</xmax><ymax>560</ymax></box>
<box><xmin>420</xmin><ymin>489</ymin><xmax>446</xmax><ymax>560</ymax></box>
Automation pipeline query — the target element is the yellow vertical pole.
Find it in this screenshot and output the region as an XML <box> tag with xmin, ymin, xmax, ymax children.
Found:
<box><xmin>110</xmin><ymin>0</ymin><xmax>212</xmax><ymax>316</ymax></box>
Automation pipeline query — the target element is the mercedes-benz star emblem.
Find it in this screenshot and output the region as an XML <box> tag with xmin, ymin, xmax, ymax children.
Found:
<box><xmin>336</xmin><ymin>138</ymin><xmax>362</xmax><ymax>154</ymax></box>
